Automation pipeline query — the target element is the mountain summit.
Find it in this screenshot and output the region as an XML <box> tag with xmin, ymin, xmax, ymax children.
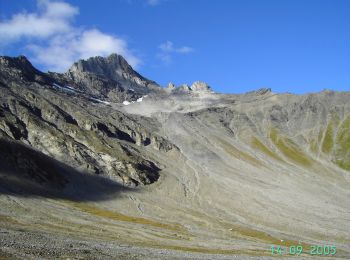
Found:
<box><xmin>67</xmin><ymin>54</ymin><xmax>156</xmax><ymax>89</ymax></box>
<box><xmin>48</xmin><ymin>54</ymin><xmax>160</xmax><ymax>102</ymax></box>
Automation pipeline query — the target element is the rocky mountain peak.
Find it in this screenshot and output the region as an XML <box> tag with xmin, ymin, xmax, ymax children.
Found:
<box><xmin>178</xmin><ymin>84</ymin><xmax>191</xmax><ymax>92</ymax></box>
<box><xmin>166</xmin><ymin>81</ymin><xmax>214</xmax><ymax>94</ymax></box>
<box><xmin>190</xmin><ymin>81</ymin><xmax>212</xmax><ymax>92</ymax></box>
<box><xmin>68</xmin><ymin>54</ymin><xmax>130</xmax><ymax>76</ymax></box>
<box><xmin>0</xmin><ymin>55</ymin><xmax>37</xmax><ymax>73</ymax></box>
<box><xmin>0</xmin><ymin>55</ymin><xmax>49</xmax><ymax>83</ymax></box>
<box><xmin>166</xmin><ymin>82</ymin><xmax>176</xmax><ymax>89</ymax></box>
<box><xmin>165</xmin><ymin>82</ymin><xmax>176</xmax><ymax>93</ymax></box>
<box><xmin>67</xmin><ymin>53</ymin><xmax>155</xmax><ymax>88</ymax></box>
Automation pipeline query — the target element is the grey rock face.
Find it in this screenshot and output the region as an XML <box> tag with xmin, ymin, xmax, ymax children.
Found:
<box><xmin>177</xmin><ymin>84</ymin><xmax>191</xmax><ymax>92</ymax></box>
<box><xmin>66</xmin><ymin>53</ymin><xmax>159</xmax><ymax>94</ymax></box>
<box><xmin>67</xmin><ymin>54</ymin><xmax>151</xmax><ymax>85</ymax></box>
<box><xmin>165</xmin><ymin>82</ymin><xmax>176</xmax><ymax>92</ymax></box>
<box><xmin>190</xmin><ymin>81</ymin><xmax>212</xmax><ymax>92</ymax></box>
<box><xmin>48</xmin><ymin>54</ymin><xmax>161</xmax><ymax>103</ymax></box>
<box><xmin>0</xmin><ymin>54</ymin><xmax>177</xmax><ymax>188</ymax></box>
<box><xmin>165</xmin><ymin>81</ymin><xmax>213</xmax><ymax>94</ymax></box>
<box><xmin>0</xmin><ymin>56</ymin><xmax>51</xmax><ymax>85</ymax></box>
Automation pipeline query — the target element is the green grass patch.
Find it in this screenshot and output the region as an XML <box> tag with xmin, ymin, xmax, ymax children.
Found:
<box><xmin>309</xmin><ymin>128</ymin><xmax>324</xmax><ymax>154</ymax></box>
<box><xmin>251</xmin><ymin>137</ymin><xmax>284</xmax><ymax>162</ymax></box>
<box><xmin>216</xmin><ymin>138</ymin><xmax>264</xmax><ymax>167</ymax></box>
<box><xmin>334</xmin><ymin>115</ymin><xmax>350</xmax><ymax>171</ymax></box>
<box><xmin>270</xmin><ymin>129</ymin><xmax>312</xmax><ymax>167</ymax></box>
<box><xmin>321</xmin><ymin>113</ymin><xmax>339</xmax><ymax>154</ymax></box>
<box><xmin>322</xmin><ymin>122</ymin><xmax>334</xmax><ymax>154</ymax></box>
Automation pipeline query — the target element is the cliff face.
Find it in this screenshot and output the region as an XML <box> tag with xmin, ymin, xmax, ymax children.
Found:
<box><xmin>0</xmin><ymin>54</ymin><xmax>350</xmax><ymax>258</ymax></box>
<box><xmin>67</xmin><ymin>53</ymin><xmax>154</xmax><ymax>87</ymax></box>
<box><xmin>62</xmin><ymin>53</ymin><xmax>160</xmax><ymax>101</ymax></box>
<box><xmin>0</xmin><ymin>55</ymin><xmax>176</xmax><ymax>187</ymax></box>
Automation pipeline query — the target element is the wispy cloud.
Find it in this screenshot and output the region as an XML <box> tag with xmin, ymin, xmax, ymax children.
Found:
<box><xmin>27</xmin><ymin>29</ymin><xmax>140</xmax><ymax>72</ymax></box>
<box><xmin>0</xmin><ymin>0</ymin><xmax>140</xmax><ymax>71</ymax></box>
<box><xmin>159</xmin><ymin>41</ymin><xmax>194</xmax><ymax>53</ymax></box>
<box><xmin>157</xmin><ymin>40</ymin><xmax>194</xmax><ymax>64</ymax></box>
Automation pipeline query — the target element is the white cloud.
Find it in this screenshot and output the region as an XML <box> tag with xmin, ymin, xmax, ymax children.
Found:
<box><xmin>0</xmin><ymin>0</ymin><xmax>140</xmax><ymax>72</ymax></box>
<box><xmin>177</xmin><ymin>46</ymin><xmax>194</xmax><ymax>53</ymax></box>
<box><xmin>27</xmin><ymin>34</ymin><xmax>77</xmax><ymax>72</ymax></box>
<box><xmin>157</xmin><ymin>40</ymin><xmax>194</xmax><ymax>64</ymax></box>
<box><xmin>0</xmin><ymin>0</ymin><xmax>78</xmax><ymax>42</ymax></box>
<box><xmin>28</xmin><ymin>29</ymin><xmax>140</xmax><ymax>72</ymax></box>
<box><xmin>78</xmin><ymin>30</ymin><xmax>130</xmax><ymax>60</ymax></box>
<box><xmin>159</xmin><ymin>41</ymin><xmax>194</xmax><ymax>53</ymax></box>
<box><xmin>159</xmin><ymin>41</ymin><xmax>173</xmax><ymax>52</ymax></box>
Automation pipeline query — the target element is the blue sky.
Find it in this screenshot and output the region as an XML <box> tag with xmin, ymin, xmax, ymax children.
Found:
<box><xmin>1</xmin><ymin>0</ymin><xmax>350</xmax><ymax>94</ymax></box>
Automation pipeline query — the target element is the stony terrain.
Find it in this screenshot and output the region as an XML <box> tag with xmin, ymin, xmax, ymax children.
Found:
<box><xmin>0</xmin><ymin>54</ymin><xmax>349</xmax><ymax>259</ymax></box>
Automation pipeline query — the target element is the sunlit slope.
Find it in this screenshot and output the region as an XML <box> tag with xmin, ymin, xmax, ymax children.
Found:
<box><xmin>1</xmin><ymin>88</ymin><xmax>350</xmax><ymax>258</ymax></box>
<box><xmin>128</xmin><ymin>90</ymin><xmax>350</xmax><ymax>257</ymax></box>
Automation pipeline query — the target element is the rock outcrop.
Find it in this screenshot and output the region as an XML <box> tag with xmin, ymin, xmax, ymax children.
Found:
<box><xmin>190</xmin><ymin>81</ymin><xmax>212</xmax><ymax>92</ymax></box>
<box><xmin>165</xmin><ymin>81</ymin><xmax>213</xmax><ymax>94</ymax></box>
<box><xmin>0</xmin><ymin>54</ymin><xmax>177</xmax><ymax>187</ymax></box>
<box><xmin>68</xmin><ymin>54</ymin><xmax>152</xmax><ymax>87</ymax></box>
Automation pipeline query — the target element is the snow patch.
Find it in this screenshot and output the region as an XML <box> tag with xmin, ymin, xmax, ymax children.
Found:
<box><xmin>124</xmin><ymin>95</ymin><xmax>147</xmax><ymax>105</ymax></box>
<box><xmin>137</xmin><ymin>95</ymin><xmax>148</xmax><ymax>103</ymax></box>
<box><xmin>53</xmin><ymin>83</ymin><xmax>62</xmax><ymax>88</ymax></box>
<box><xmin>52</xmin><ymin>83</ymin><xmax>77</xmax><ymax>93</ymax></box>
<box><xmin>90</xmin><ymin>97</ymin><xmax>111</xmax><ymax>105</ymax></box>
<box><xmin>65</xmin><ymin>85</ymin><xmax>76</xmax><ymax>90</ymax></box>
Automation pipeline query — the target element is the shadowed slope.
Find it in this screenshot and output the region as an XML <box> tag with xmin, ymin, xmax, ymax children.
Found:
<box><xmin>0</xmin><ymin>138</ymin><xmax>133</xmax><ymax>201</ymax></box>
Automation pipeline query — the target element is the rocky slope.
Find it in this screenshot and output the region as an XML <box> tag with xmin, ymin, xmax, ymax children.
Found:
<box><xmin>0</xmin><ymin>54</ymin><xmax>349</xmax><ymax>259</ymax></box>
<box><xmin>0</xmin><ymin>55</ymin><xmax>175</xmax><ymax>188</ymax></box>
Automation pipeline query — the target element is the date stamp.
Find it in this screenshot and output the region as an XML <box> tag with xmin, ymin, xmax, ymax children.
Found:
<box><xmin>271</xmin><ymin>245</ymin><xmax>336</xmax><ymax>256</ymax></box>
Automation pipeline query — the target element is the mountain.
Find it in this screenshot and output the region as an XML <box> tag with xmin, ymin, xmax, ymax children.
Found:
<box><xmin>47</xmin><ymin>53</ymin><xmax>160</xmax><ymax>103</ymax></box>
<box><xmin>65</xmin><ymin>54</ymin><xmax>160</xmax><ymax>98</ymax></box>
<box><xmin>0</xmin><ymin>54</ymin><xmax>350</xmax><ymax>259</ymax></box>
<box><xmin>68</xmin><ymin>53</ymin><xmax>156</xmax><ymax>87</ymax></box>
<box><xmin>0</xmin><ymin>55</ymin><xmax>174</xmax><ymax>187</ymax></box>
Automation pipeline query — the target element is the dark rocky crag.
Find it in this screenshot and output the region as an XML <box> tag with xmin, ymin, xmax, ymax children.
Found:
<box><xmin>0</xmin><ymin>54</ymin><xmax>176</xmax><ymax>188</ymax></box>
